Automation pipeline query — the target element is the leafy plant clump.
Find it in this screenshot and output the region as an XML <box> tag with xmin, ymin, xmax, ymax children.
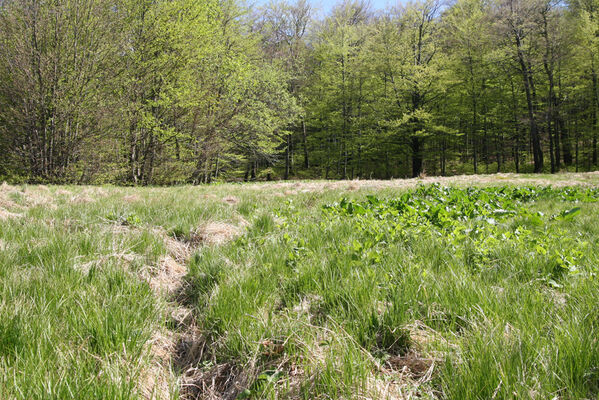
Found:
<box><xmin>324</xmin><ymin>184</ymin><xmax>598</xmax><ymax>288</ymax></box>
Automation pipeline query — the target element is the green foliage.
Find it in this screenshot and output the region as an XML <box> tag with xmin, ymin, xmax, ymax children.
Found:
<box><xmin>325</xmin><ymin>185</ymin><xmax>598</xmax><ymax>288</ymax></box>
<box><xmin>1</xmin><ymin>0</ymin><xmax>599</xmax><ymax>181</ymax></box>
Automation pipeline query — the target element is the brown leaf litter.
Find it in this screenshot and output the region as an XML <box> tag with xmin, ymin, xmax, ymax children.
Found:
<box><xmin>386</xmin><ymin>351</ymin><xmax>437</xmax><ymax>380</ymax></box>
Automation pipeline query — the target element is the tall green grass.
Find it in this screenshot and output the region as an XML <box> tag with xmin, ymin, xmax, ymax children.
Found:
<box><xmin>185</xmin><ymin>184</ymin><xmax>599</xmax><ymax>399</ymax></box>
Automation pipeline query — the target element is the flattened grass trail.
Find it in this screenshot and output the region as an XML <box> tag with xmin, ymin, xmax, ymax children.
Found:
<box><xmin>1</xmin><ymin>173</ymin><xmax>599</xmax><ymax>399</ymax></box>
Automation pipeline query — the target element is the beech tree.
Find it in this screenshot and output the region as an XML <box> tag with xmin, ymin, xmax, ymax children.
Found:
<box><xmin>2</xmin><ymin>0</ymin><xmax>599</xmax><ymax>183</ymax></box>
<box><xmin>0</xmin><ymin>0</ymin><xmax>119</xmax><ymax>181</ymax></box>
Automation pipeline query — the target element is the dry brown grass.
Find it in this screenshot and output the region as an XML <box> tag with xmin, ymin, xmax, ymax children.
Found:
<box><xmin>164</xmin><ymin>236</ymin><xmax>192</xmax><ymax>264</ymax></box>
<box><xmin>123</xmin><ymin>194</ymin><xmax>142</xmax><ymax>203</ymax></box>
<box><xmin>55</xmin><ymin>189</ymin><xmax>73</xmax><ymax>196</ymax></box>
<box><xmin>180</xmin><ymin>362</ymin><xmax>249</xmax><ymax>400</ymax></box>
<box><xmin>137</xmin><ymin>218</ymin><xmax>247</xmax><ymax>400</ymax></box>
<box><xmin>0</xmin><ymin>182</ymin><xmax>14</xmax><ymax>191</ymax></box>
<box><xmin>23</xmin><ymin>186</ymin><xmax>56</xmax><ymax>208</ymax></box>
<box><xmin>0</xmin><ymin>196</ymin><xmax>21</xmax><ymax>210</ymax></box>
<box><xmin>0</xmin><ymin>183</ymin><xmax>23</xmax><ymax>211</ymax></box>
<box><xmin>138</xmin><ymin>330</ymin><xmax>178</xmax><ymax>400</ymax></box>
<box><xmin>222</xmin><ymin>195</ymin><xmax>239</xmax><ymax>205</ymax></box>
<box><xmin>148</xmin><ymin>256</ymin><xmax>188</xmax><ymax>294</ymax></box>
<box><xmin>82</xmin><ymin>186</ymin><xmax>108</xmax><ymax>197</ymax></box>
<box><xmin>69</xmin><ymin>194</ymin><xmax>95</xmax><ymax>204</ymax></box>
<box><xmin>0</xmin><ymin>207</ymin><xmax>23</xmax><ymax>220</ymax></box>
<box><xmin>190</xmin><ymin>223</ymin><xmax>241</xmax><ymax>246</ymax></box>
<box><xmin>245</xmin><ymin>172</ymin><xmax>599</xmax><ymax>195</ymax></box>
<box><xmin>74</xmin><ymin>252</ymin><xmax>142</xmax><ymax>275</ymax></box>
<box><xmin>170</xmin><ymin>306</ymin><xmax>194</xmax><ymax>329</ymax></box>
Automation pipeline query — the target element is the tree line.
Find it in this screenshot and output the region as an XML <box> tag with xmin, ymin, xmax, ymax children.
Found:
<box><xmin>1</xmin><ymin>0</ymin><xmax>598</xmax><ymax>184</ymax></box>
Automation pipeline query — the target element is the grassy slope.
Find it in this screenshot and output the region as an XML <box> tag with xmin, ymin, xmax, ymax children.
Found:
<box><xmin>1</xmin><ymin>173</ymin><xmax>598</xmax><ymax>399</ymax></box>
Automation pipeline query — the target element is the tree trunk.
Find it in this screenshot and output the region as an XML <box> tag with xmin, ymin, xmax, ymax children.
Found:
<box><xmin>411</xmin><ymin>136</ymin><xmax>423</xmax><ymax>178</ymax></box>
<box><xmin>472</xmin><ymin>95</ymin><xmax>478</xmax><ymax>174</ymax></box>
<box><xmin>542</xmin><ymin>11</ymin><xmax>556</xmax><ymax>173</ymax></box>
<box><xmin>302</xmin><ymin>116</ymin><xmax>309</xmax><ymax>169</ymax></box>
<box><xmin>284</xmin><ymin>133</ymin><xmax>291</xmax><ymax>180</ymax></box>
<box><xmin>561</xmin><ymin>116</ymin><xmax>573</xmax><ymax>165</ymax></box>
<box><xmin>593</xmin><ymin>71</ymin><xmax>599</xmax><ymax>165</ymax></box>
<box><xmin>515</xmin><ymin>34</ymin><xmax>543</xmax><ymax>173</ymax></box>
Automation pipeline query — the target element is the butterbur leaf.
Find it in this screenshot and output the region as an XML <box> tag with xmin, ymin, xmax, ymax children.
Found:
<box><xmin>258</xmin><ymin>370</ymin><xmax>282</xmax><ymax>383</ymax></box>
<box><xmin>535</xmin><ymin>245</ymin><xmax>547</xmax><ymax>255</ymax></box>
<box><xmin>352</xmin><ymin>240</ymin><xmax>363</xmax><ymax>252</ymax></box>
<box><xmin>366</xmin><ymin>195</ymin><xmax>380</xmax><ymax>205</ymax></box>
<box><xmin>347</xmin><ymin>202</ymin><xmax>354</xmax><ymax>214</ymax></box>
<box><xmin>527</xmin><ymin>214</ymin><xmax>544</xmax><ymax>226</ymax></box>
<box><xmin>353</xmin><ymin>203</ymin><xmax>366</xmax><ymax>215</ymax></box>
<box><xmin>492</xmin><ymin>209</ymin><xmax>514</xmax><ymax>217</ymax></box>
<box><xmin>560</xmin><ymin>207</ymin><xmax>581</xmax><ymax>220</ymax></box>
<box><xmin>339</xmin><ymin>198</ymin><xmax>348</xmax><ymax>210</ymax></box>
<box><xmin>548</xmin><ymin>279</ymin><xmax>562</xmax><ymax>288</ymax></box>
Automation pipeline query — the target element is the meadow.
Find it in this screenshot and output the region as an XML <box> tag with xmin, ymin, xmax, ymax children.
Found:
<box><xmin>1</xmin><ymin>173</ymin><xmax>599</xmax><ymax>400</ymax></box>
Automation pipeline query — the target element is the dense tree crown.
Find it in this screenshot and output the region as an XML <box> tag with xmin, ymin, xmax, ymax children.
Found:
<box><xmin>1</xmin><ymin>0</ymin><xmax>599</xmax><ymax>183</ymax></box>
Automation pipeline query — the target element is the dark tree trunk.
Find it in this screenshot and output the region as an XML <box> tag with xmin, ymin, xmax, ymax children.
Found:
<box><xmin>593</xmin><ymin>72</ymin><xmax>599</xmax><ymax>165</ymax></box>
<box><xmin>472</xmin><ymin>95</ymin><xmax>478</xmax><ymax>174</ymax></box>
<box><xmin>284</xmin><ymin>133</ymin><xmax>291</xmax><ymax>180</ymax></box>
<box><xmin>515</xmin><ymin>34</ymin><xmax>543</xmax><ymax>173</ymax></box>
<box><xmin>411</xmin><ymin>136</ymin><xmax>423</xmax><ymax>178</ymax></box>
<box><xmin>302</xmin><ymin>117</ymin><xmax>309</xmax><ymax>169</ymax></box>
<box><xmin>542</xmin><ymin>10</ymin><xmax>556</xmax><ymax>173</ymax></box>
<box><xmin>497</xmin><ymin>131</ymin><xmax>503</xmax><ymax>173</ymax></box>
<box><xmin>509</xmin><ymin>76</ymin><xmax>521</xmax><ymax>173</ymax></box>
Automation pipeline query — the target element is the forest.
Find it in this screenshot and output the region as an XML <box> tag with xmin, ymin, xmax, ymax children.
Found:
<box><xmin>1</xmin><ymin>0</ymin><xmax>599</xmax><ymax>184</ymax></box>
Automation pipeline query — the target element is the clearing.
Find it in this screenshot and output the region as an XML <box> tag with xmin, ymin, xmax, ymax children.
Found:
<box><xmin>1</xmin><ymin>173</ymin><xmax>598</xmax><ymax>399</ymax></box>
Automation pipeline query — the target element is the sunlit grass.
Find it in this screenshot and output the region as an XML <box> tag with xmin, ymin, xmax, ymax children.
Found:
<box><xmin>0</xmin><ymin>174</ymin><xmax>598</xmax><ymax>399</ymax></box>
